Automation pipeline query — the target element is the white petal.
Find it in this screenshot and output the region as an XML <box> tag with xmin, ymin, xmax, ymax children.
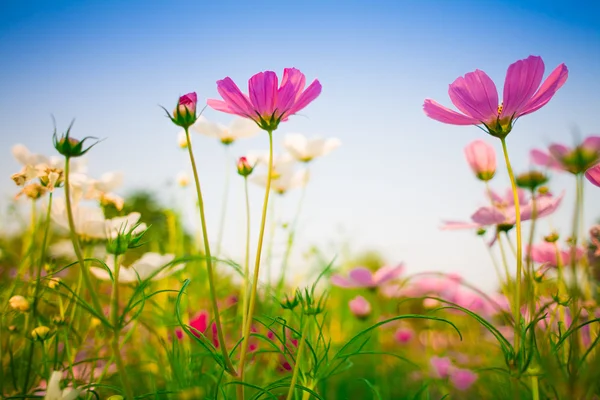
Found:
<box><xmin>192</xmin><ymin>116</ymin><xmax>226</xmax><ymax>138</ymax></box>
<box><xmin>62</xmin><ymin>388</ymin><xmax>82</xmax><ymax>400</ymax></box>
<box><xmin>229</xmin><ymin>117</ymin><xmax>260</xmax><ymax>140</ymax></box>
<box><xmin>90</xmin><ymin>266</ymin><xmax>112</xmax><ymax>281</ymax></box>
<box><xmin>44</xmin><ymin>371</ymin><xmax>64</xmax><ymax>400</ymax></box>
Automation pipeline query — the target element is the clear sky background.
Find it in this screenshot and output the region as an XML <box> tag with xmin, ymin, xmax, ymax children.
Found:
<box><xmin>1</xmin><ymin>0</ymin><xmax>599</xmax><ymax>291</ymax></box>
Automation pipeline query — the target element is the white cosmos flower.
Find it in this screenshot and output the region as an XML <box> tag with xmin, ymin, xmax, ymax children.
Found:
<box><xmin>192</xmin><ymin>116</ymin><xmax>260</xmax><ymax>144</ymax></box>
<box><xmin>12</xmin><ymin>144</ymin><xmax>87</xmax><ymax>173</ymax></box>
<box><xmin>283</xmin><ymin>133</ymin><xmax>341</xmax><ymax>162</ymax></box>
<box><xmin>44</xmin><ymin>370</ymin><xmax>81</xmax><ymax>400</ymax></box>
<box><xmin>90</xmin><ymin>253</ymin><xmax>183</xmax><ymax>283</ymax></box>
<box><xmin>251</xmin><ymin>167</ymin><xmax>309</xmax><ymax>195</ymax></box>
<box><xmin>49</xmin><ymin>240</ymin><xmax>105</xmax><ymax>260</ymax></box>
<box><xmin>245</xmin><ymin>152</ymin><xmax>294</xmax><ymax>171</ymax></box>
<box><xmin>176</xmin><ymin>171</ymin><xmax>190</xmax><ymax>187</ymax></box>
<box><xmin>51</xmin><ymin>198</ymin><xmax>143</xmax><ymax>241</ymax></box>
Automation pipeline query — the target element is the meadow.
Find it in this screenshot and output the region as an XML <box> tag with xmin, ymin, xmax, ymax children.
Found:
<box><xmin>2</xmin><ymin>56</ymin><xmax>600</xmax><ymax>400</ymax></box>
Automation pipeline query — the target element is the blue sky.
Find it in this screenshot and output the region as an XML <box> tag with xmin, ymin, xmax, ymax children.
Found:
<box><xmin>1</xmin><ymin>0</ymin><xmax>599</xmax><ymax>291</ymax></box>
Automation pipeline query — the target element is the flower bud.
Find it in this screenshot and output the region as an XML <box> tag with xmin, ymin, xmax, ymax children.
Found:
<box><xmin>47</xmin><ymin>277</ymin><xmax>61</xmax><ymax>289</ymax></box>
<box><xmin>544</xmin><ymin>232</ymin><xmax>559</xmax><ymax>243</ymax></box>
<box><xmin>168</xmin><ymin>93</ymin><xmax>198</xmax><ymax>129</ymax></box>
<box><xmin>177</xmin><ymin>131</ymin><xmax>188</xmax><ymax>149</ymax></box>
<box><xmin>464</xmin><ymin>140</ymin><xmax>496</xmax><ymax>181</ymax></box>
<box><xmin>237</xmin><ymin>157</ymin><xmax>254</xmax><ymax>177</ymax></box>
<box><xmin>176</xmin><ymin>171</ymin><xmax>189</xmax><ymax>187</ymax></box>
<box><xmin>52</xmin><ymin>315</ymin><xmax>66</xmax><ymax>325</ymax></box>
<box><xmin>19</xmin><ymin>183</ymin><xmax>48</xmax><ymax>200</ymax></box>
<box><xmin>106</xmin><ymin>223</ymin><xmax>149</xmax><ymax>255</ymax></box>
<box><xmin>53</xmin><ymin>121</ymin><xmax>99</xmax><ymax>158</ymax></box>
<box><xmin>9</xmin><ymin>295</ymin><xmax>30</xmax><ymax>312</ymax></box>
<box><xmin>516</xmin><ymin>170</ymin><xmax>548</xmax><ymax>191</ymax></box>
<box><xmin>280</xmin><ymin>293</ymin><xmax>299</xmax><ymax>310</ymax></box>
<box><xmin>31</xmin><ymin>325</ymin><xmax>51</xmax><ymax>341</ymax></box>
<box><xmin>349</xmin><ymin>295</ymin><xmax>371</xmax><ymax>320</ymax></box>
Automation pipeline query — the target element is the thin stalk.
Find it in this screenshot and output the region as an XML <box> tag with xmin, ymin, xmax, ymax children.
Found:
<box><xmin>183</xmin><ymin>128</ymin><xmax>237</xmax><ymax>376</ymax></box>
<box><xmin>285</xmin><ymin>319</ymin><xmax>310</xmax><ymax>400</ymax></box>
<box><xmin>497</xmin><ymin>233</ymin><xmax>513</xmax><ymax>292</ymax></box>
<box><xmin>22</xmin><ymin>192</ymin><xmax>53</xmax><ymax>394</ymax></box>
<box><xmin>500</xmin><ymin>138</ymin><xmax>523</xmax><ymax>357</ymax></box>
<box><xmin>110</xmin><ymin>254</ymin><xmax>135</xmax><ymax>399</ymax></box>
<box><xmin>241</xmin><ymin>177</ymin><xmax>251</xmax><ymax>337</ymax></box>
<box><xmin>238</xmin><ymin>130</ymin><xmax>274</xmax><ymax>391</ymax></box>
<box><xmin>279</xmin><ymin>168</ymin><xmax>310</xmax><ymax>295</ymax></box>
<box><xmin>532</xmin><ymin>376</ymin><xmax>540</xmax><ymax>400</ymax></box>
<box><xmin>63</xmin><ymin>157</ymin><xmax>104</xmax><ymax>318</ymax></box>
<box><xmin>525</xmin><ymin>194</ymin><xmax>538</xmax><ymax>318</ymax></box>
<box><xmin>216</xmin><ymin>144</ymin><xmax>232</xmax><ymax>256</ymax></box>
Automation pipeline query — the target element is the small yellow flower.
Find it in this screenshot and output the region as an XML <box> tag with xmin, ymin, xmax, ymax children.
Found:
<box><xmin>47</xmin><ymin>277</ymin><xmax>61</xmax><ymax>289</ymax></box>
<box><xmin>90</xmin><ymin>318</ymin><xmax>101</xmax><ymax>328</ymax></box>
<box><xmin>31</xmin><ymin>326</ymin><xmax>51</xmax><ymax>341</ymax></box>
<box><xmin>9</xmin><ymin>295</ymin><xmax>30</xmax><ymax>312</ymax></box>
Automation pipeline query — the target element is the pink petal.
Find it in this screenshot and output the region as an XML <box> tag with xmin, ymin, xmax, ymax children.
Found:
<box><xmin>582</xmin><ymin>136</ymin><xmax>600</xmax><ymax>153</ymax></box>
<box><xmin>528</xmin><ymin>242</ymin><xmax>558</xmax><ymax>266</ymax></box>
<box><xmin>440</xmin><ymin>220</ymin><xmax>482</xmax><ymax>230</ymax></box>
<box><xmin>331</xmin><ymin>274</ymin><xmax>355</xmax><ymax>288</ymax></box>
<box><xmin>286</xmin><ymin>79</ymin><xmax>322</xmax><ymax>117</ymax></box>
<box><xmin>471</xmin><ymin>207</ymin><xmax>506</xmax><ymax>225</ymax></box>
<box><xmin>585</xmin><ymin>163</ymin><xmax>600</xmax><ymax>187</ymax></box>
<box><xmin>487</xmin><ymin>188</ymin><xmax>503</xmax><ymax>204</ymax></box>
<box><xmin>549</xmin><ymin>143</ymin><xmax>570</xmax><ymax>159</ymax></box>
<box><xmin>448</xmin><ymin>70</ymin><xmax>498</xmax><ymax>122</ymax></box>
<box><xmin>207</xmin><ymin>99</ymin><xmax>235</xmax><ymax>114</ymax></box>
<box><xmin>423</xmin><ymin>99</ymin><xmax>479</xmax><ymax>125</ymax></box>
<box><xmin>524</xmin><ymin>191</ymin><xmax>564</xmax><ymax>220</ymax></box>
<box><xmin>215</xmin><ymin>77</ymin><xmax>255</xmax><ymax>118</ymax></box>
<box><xmin>348</xmin><ymin>267</ymin><xmax>375</xmax><ymax>286</ymax></box>
<box><xmin>449</xmin><ymin>368</ymin><xmax>478</xmax><ymax>391</ymax></box>
<box><xmin>519</xmin><ymin>63</ymin><xmax>568</xmax><ymax>117</ymax></box>
<box><xmin>502</xmin><ymin>56</ymin><xmax>545</xmax><ymax>118</ymax></box>
<box><xmin>249</xmin><ymin>71</ymin><xmax>278</xmax><ymax>117</ymax></box>
<box><xmin>373</xmin><ymin>263</ymin><xmax>404</xmax><ymax>285</ymax></box>
<box><xmin>530</xmin><ymin>149</ymin><xmax>563</xmax><ymax>170</ymax></box>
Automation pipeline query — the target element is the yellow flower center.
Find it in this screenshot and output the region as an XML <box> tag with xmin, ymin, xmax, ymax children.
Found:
<box><xmin>497</xmin><ymin>103</ymin><xmax>503</xmax><ymax>116</ymax></box>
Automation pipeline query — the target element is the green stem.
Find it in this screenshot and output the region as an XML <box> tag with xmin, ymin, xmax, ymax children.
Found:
<box><xmin>110</xmin><ymin>254</ymin><xmax>135</xmax><ymax>399</ymax></box>
<box><xmin>63</xmin><ymin>157</ymin><xmax>105</xmax><ymax>319</ymax></box>
<box><xmin>241</xmin><ymin>177</ymin><xmax>251</xmax><ymax>338</ymax></box>
<box><xmin>21</xmin><ymin>192</ymin><xmax>53</xmax><ymax>394</ymax></box>
<box><xmin>278</xmin><ymin>168</ymin><xmax>310</xmax><ymax>296</ymax></box>
<box><xmin>532</xmin><ymin>376</ymin><xmax>540</xmax><ymax>400</ymax></box>
<box><xmin>286</xmin><ymin>319</ymin><xmax>310</xmax><ymax>400</ymax></box>
<box><xmin>216</xmin><ymin>145</ymin><xmax>231</xmax><ymax>256</ymax></box>
<box><xmin>526</xmin><ymin>194</ymin><xmax>538</xmax><ymax>318</ymax></box>
<box><xmin>500</xmin><ymin>138</ymin><xmax>523</xmax><ymax>358</ymax></box>
<box><xmin>238</xmin><ymin>130</ymin><xmax>274</xmax><ymax>390</ymax></box>
<box><xmin>184</xmin><ymin>128</ymin><xmax>237</xmax><ymax>376</ymax></box>
<box><xmin>497</xmin><ymin>233</ymin><xmax>513</xmax><ymax>293</ymax></box>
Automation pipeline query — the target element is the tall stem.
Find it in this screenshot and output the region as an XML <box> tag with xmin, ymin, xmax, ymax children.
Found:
<box><xmin>184</xmin><ymin>128</ymin><xmax>237</xmax><ymax>376</ymax></box>
<box><xmin>64</xmin><ymin>157</ymin><xmax>104</xmax><ymax>318</ymax></box>
<box><xmin>526</xmin><ymin>194</ymin><xmax>538</xmax><ymax>318</ymax></box>
<box><xmin>22</xmin><ymin>193</ymin><xmax>53</xmax><ymax>394</ymax></box>
<box><xmin>110</xmin><ymin>254</ymin><xmax>135</xmax><ymax>399</ymax></box>
<box><xmin>241</xmin><ymin>177</ymin><xmax>251</xmax><ymax>338</ymax></box>
<box><xmin>500</xmin><ymin>138</ymin><xmax>523</xmax><ymax>357</ymax></box>
<box><xmin>238</xmin><ymin>130</ymin><xmax>274</xmax><ymax>389</ymax></box>
<box><xmin>286</xmin><ymin>319</ymin><xmax>310</xmax><ymax>400</ymax></box>
<box><xmin>279</xmin><ymin>168</ymin><xmax>310</xmax><ymax>295</ymax></box>
<box><xmin>216</xmin><ymin>145</ymin><xmax>231</xmax><ymax>256</ymax></box>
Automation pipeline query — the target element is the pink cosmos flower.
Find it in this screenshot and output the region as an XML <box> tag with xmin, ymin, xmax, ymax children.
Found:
<box><xmin>348</xmin><ymin>295</ymin><xmax>372</xmax><ymax>319</ymax></box>
<box><xmin>586</xmin><ymin>163</ymin><xmax>600</xmax><ymax>187</ymax></box>
<box><xmin>464</xmin><ymin>140</ymin><xmax>496</xmax><ymax>181</ymax></box>
<box><xmin>331</xmin><ymin>264</ymin><xmax>404</xmax><ymax>289</ymax></box>
<box><xmin>531</xmin><ymin>136</ymin><xmax>600</xmax><ymax>174</ymax></box>
<box><xmin>441</xmin><ymin>188</ymin><xmax>563</xmax><ymax>232</ymax></box>
<box><xmin>394</xmin><ymin>327</ymin><xmax>414</xmax><ymax>344</ymax></box>
<box><xmin>175</xmin><ymin>93</ymin><xmax>197</xmax><ymax>116</ymax></box>
<box><xmin>527</xmin><ymin>242</ymin><xmax>585</xmax><ymax>268</ymax></box>
<box><xmin>424</xmin><ymin>55</ymin><xmax>568</xmax><ymax>138</ymax></box>
<box><xmin>449</xmin><ymin>368</ymin><xmax>478</xmax><ymax>391</ymax></box>
<box><xmin>207</xmin><ymin>68</ymin><xmax>322</xmax><ymax>131</ymax></box>
<box><xmin>430</xmin><ymin>356</ymin><xmax>452</xmax><ymax>378</ymax></box>
<box><xmin>175</xmin><ymin>310</ymin><xmax>219</xmax><ymax>347</ymax></box>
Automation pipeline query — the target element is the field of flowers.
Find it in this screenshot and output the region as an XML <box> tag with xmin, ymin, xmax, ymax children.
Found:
<box><xmin>2</xmin><ymin>56</ymin><xmax>600</xmax><ymax>400</ymax></box>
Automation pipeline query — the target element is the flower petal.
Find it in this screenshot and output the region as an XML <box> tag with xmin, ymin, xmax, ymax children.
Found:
<box><xmin>215</xmin><ymin>77</ymin><xmax>255</xmax><ymax>118</ymax></box>
<box><xmin>286</xmin><ymin>79</ymin><xmax>322</xmax><ymax>117</ymax></box>
<box><xmin>585</xmin><ymin>163</ymin><xmax>600</xmax><ymax>187</ymax></box>
<box><xmin>530</xmin><ymin>149</ymin><xmax>563</xmax><ymax>170</ymax></box>
<box><xmin>502</xmin><ymin>56</ymin><xmax>545</xmax><ymax>118</ymax></box>
<box><xmin>448</xmin><ymin>69</ymin><xmax>498</xmax><ymax>122</ymax></box>
<box><xmin>582</xmin><ymin>136</ymin><xmax>600</xmax><ymax>153</ymax></box>
<box><xmin>519</xmin><ymin>63</ymin><xmax>568</xmax><ymax>117</ymax></box>
<box><xmin>423</xmin><ymin>99</ymin><xmax>479</xmax><ymax>125</ymax></box>
<box><xmin>348</xmin><ymin>267</ymin><xmax>375</xmax><ymax>286</ymax></box>
<box><xmin>228</xmin><ymin>117</ymin><xmax>260</xmax><ymax>139</ymax></box>
<box><xmin>440</xmin><ymin>220</ymin><xmax>482</xmax><ymax>230</ymax></box>
<box><xmin>249</xmin><ymin>71</ymin><xmax>278</xmax><ymax>117</ymax></box>
<box><xmin>192</xmin><ymin>116</ymin><xmax>226</xmax><ymax>138</ymax></box>
<box><xmin>471</xmin><ymin>207</ymin><xmax>506</xmax><ymax>225</ymax></box>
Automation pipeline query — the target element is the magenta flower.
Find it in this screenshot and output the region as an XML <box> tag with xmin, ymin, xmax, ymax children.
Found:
<box><xmin>348</xmin><ymin>295</ymin><xmax>372</xmax><ymax>319</ymax></box>
<box><xmin>586</xmin><ymin>163</ymin><xmax>600</xmax><ymax>187</ymax></box>
<box><xmin>441</xmin><ymin>188</ymin><xmax>563</xmax><ymax>232</ymax></box>
<box><xmin>394</xmin><ymin>327</ymin><xmax>414</xmax><ymax>344</ymax></box>
<box><xmin>207</xmin><ymin>68</ymin><xmax>322</xmax><ymax>131</ymax></box>
<box><xmin>449</xmin><ymin>368</ymin><xmax>478</xmax><ymax>391</ymax></box>
<box><xmin>423</xmin><ymin>55</ymin><xmax>568</xmax><ymax>138</ymax></box>
<box><xmin>168</xmin><ymin>92</ymin><xmax>198</xmax><ymax>129</ymax></box>
<box><xmin>531</xmin><ymin>136</ymin><xmax>600</xmax><ymax>174</ymax></box>
<box><xmin>464</xmin><ymin>140</ymin><xmax>496</xmax><ymax>181</ymax></box>
<box><xmin>331</xmin><ymin>264</ymin><xmax>404</xmax><ymax>289</ymax></box>
<box><xmin>528</xmin><ymin>242</ymin><xmax>585</xmax><ymax>269</ymax></box>
<box><xmin>430</xmin><ymin>356</ymin><xmax>452</xmax><ymax>378</ymax></box>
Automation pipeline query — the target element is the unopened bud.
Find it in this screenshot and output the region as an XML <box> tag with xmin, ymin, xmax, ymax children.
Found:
<box><xmin>516</xmin><ymin>170</ymin><xmax>548</xmax><ymax>191</ymax></box>
<box><xmin>544</xmin><ymin>232</ymin><xmax>559</xmax><ymax>243</ymax></box>
<box><xmin>9</xmin><ymin>295</ymin><xmax>30</xmax><ymax>312</ymax></box>
<box><xmin>31</xmin><ymin>326</ymin><xmax>51</xmax><ymax>341</ymax></box>
<box><xmin>237</xmin><ymin>157</ymin><xmax>254</xmax><ymax>177</ymax></box>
